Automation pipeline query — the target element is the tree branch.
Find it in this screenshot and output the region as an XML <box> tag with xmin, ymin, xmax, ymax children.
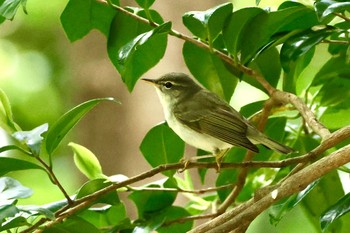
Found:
<box><xmin>190</xmin><ymin>143</ymin><xmax>350</xmax><ymax>233</ymax></box>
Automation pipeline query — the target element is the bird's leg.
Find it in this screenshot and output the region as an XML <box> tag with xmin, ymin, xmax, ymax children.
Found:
<box><xmin>214</xmin><ymin>148</ymin><xmax>230</xmax><ymax>172</ymax></box>
<box><xmin>179</xmin><ymin>154</ymin><xmax>215</xmax><ymax>173</ymax></box>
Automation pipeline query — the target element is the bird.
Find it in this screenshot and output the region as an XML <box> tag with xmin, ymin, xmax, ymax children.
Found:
<box><xmin>143</xmin><ymin>72</ymin><xmax>294</xmax><ymax>169</ymax></box>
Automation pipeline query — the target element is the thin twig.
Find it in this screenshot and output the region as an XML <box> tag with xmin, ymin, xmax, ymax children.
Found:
<box><xmin>333</xmin><ymin>12</ymin><xmax>350</xmax><ymax>22</ymax></box>
<box><xmin>35</xmin><ymin>157</ymin><xmax>73</xmax><ymax>204</ymax></box>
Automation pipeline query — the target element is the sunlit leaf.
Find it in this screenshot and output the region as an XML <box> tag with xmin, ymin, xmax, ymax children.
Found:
<box><xmin>0</xmin><ymin>0</ymin><xmax>27</xmax><ymax>19</ymax></box>
<box><xmin>281</xmin><ymin>26</ymin><xmax>334</xmax><ymax>72</ymax></box>
<box><xmin>0</xmin><ymin>88</ymin><xmax>20</xmax><ymax>133</ymax></box>
<box><xmin>69</xmin><ymin>142</ymin><xmax>105</xmax><ymax>180</ymax></box>
<box><xmin>0</xmin><ymin>177</ymin><xmax>32</xmax><ymax>201</ymax></box>
<box><xmin>140</xmin><ymin>122</ymin><xmax>184</xmax><ymax>177</ymax></box>
<box><xmin>315</xmin><ymin>0</ymin><xmax>350</xmax><ymax>21</ymax></box>
<box><xmin>45</xmin><ymin>98</ymin><xmax>117</xmax><ymax>155</ymax></box>
<box><xmin>12</xmin><ymin>123</ymin><xmax>48</xmax><ymax>156</ymax></box>
<box><xmin>320</xmin><ymin>193</ymin><xmax>350</xmax><ymax>232</ymax></box>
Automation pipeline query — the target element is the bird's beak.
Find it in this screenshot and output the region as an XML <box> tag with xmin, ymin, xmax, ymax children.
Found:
<box><xmin>142</xmin><ymin>78</ymin><xmax>157</xmax><ymax>86</ymax></box>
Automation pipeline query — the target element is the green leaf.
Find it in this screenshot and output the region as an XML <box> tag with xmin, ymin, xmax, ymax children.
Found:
<box><xmin>69</xmin><ymin>142</ymin><xmax>105</xmax><ymax>180</ymax></box>
<box><xmin>183</xmin><ymin>3</ymin><xmax>232</xmax><ymax>42</ymax></box>
<box><xmin>316</xmin><ymin>78</ymin><xmax>350</xmax><ymax>107</ymax></box>
<box><xmin>135</xmin><ymin>0</ymin><xmax>155</xmax><ymax>9</ymax></box>
<box><xmin>79</xmin><ymin>204</ymin><xmax>129</xmax><ymax>229</ymax></box>
<box><xmin>312</xmin><ymin>55</ymin><xmax>350</xmax><ymax>86</ymax></box>
<box><xmin>315</xmin><ymin>0</ymin><xmax>350</xmax><ymax>21</ymax></box>
<box><xmin>19</xmin><ymin>205</ymin><xmax>55</xmax><ymax>220</ymax></box>
<box><xmin>0</xmin><ymin>177</ymin><xmax>32</xmax><ymax>201</ymax></box>
<box><xmin>75</xmin><ymin>179</ymin><xmax>120</xmax><ymax>205</ymax></box>
<box><xmin>115</xmin><ymin>22</ymin><xmax>170</xmax><ymax>91</ymax></box>
<box><xmin>45</xmin><ymin>97</ymin><xmax>116</xmax><ymax>155</ymax></box>
<box><xmin>0</xmin><ymin>0</ymin><xmax>27</xmax><ymax>19</ymax></box>
<box><xmin>223</xmin><ymin>7</ymin><xmax>264</xmax><ymax>59</ymax></box>
<box><xmin>281</xmin><ymin>26</ymin><xmax>334</xmax><ymax>72</ymax></box>
<box><xmin>269</xmin><ymin>181</ymin><xmax>318</xmax><ymax>225</ymax></box>
<box><xmin>183</xmin><ymin>41</ymin><xmax>238</xmax><ymax>101</ymax></box>
<box><xmin>282</xmin><ymin>46</ymin><xmax>315</xmax><ymax>93</ymax></box>
<box><xmin>0</xmin><ymin>203</ymin><xmax>19</xmax><ymax>223</ymax></box>
<box><xmin>242</xmin><ymin>47</ymin><xmax>281</xmax><ymax>93</ymax></box>
<box><xmin>0</xmin><ymin>216</ymin><xmax>29</xmax><ymax>231</ymax></box>
<box><xmin>140</xmin><ymin>122</ymin><xmax>185</xmax><ymax>177</ymax></box>
<box><xmin>107</xmin><ymin>8</ymin><xmax>164</xmax><ymax>91</ymax></box>
<box><xmin>300</xmin><ymin>170</ymin><xmax>347</xmax><ymax>232</ymax></box>
<box><xmin>239</xmin><ymin>4</ymin><xmax>318</xmax><ymax>64</ymax></box>
<box><xmin>0</xmin><ymin>157</ymin><xmax>44</xmax><ymax>176</ymax></box>
<box><xmin>320</xmin><ymin>193</ymin><xmax>350</xmax><ymax>232</ymax></box>
<box><xmin>0</xmin><ymin>88</ymin><xmax>20</xmax><ymax>133</ymax></box>
<box><xmin>42</xmin><ymin>217</ymin><xmax>100</xmax><ymax>233</ymax></box>
<box><xmin>12</xmin><ymin>123</ymin><xmax>48</xmax><ymax>156</ymax></box>
<box><xmin>129</xmin><ymin>178</ymin><xmax>177</xmax><ymax>217</ymax></box>
<box><xmin>320</xmin><ymin>106</ymin><xmax>350</xmax><ymax>129</ymax></box>
<box><xmin>60</xmin><ymin>0</ymin><xmax>119</xmax><ymax>42</ymax></box>
<box><xmin>156</xmin><ymin>206</ymin><xmax>193</xmax><ymax>233</ymax></box>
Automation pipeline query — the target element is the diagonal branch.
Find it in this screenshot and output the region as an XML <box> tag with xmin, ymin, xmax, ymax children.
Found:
<box><xmin>190</xmin><ymin>143</ymin><xmax>350</xmax><ymax>233</ymax></box>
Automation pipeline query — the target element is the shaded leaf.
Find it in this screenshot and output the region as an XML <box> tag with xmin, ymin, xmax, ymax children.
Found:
<box><xmin>45</xmin><ymin>98</ymin><xmax>116</xmax><ymax>155</ymax></box>
<box><xmin>0</xmin><ymin>0</ymin><xmax>27</xmax><ymax>19</ymax></box>
<box><xmin>0</xmin><ymin>216</ymin><xmax>29</xmax><ymax>231</ymax></box>
<box><xmin>115</xmin><ymin>22</ymin><xmax>170</xmax><ymax>91</ymax></box>
<box><xmin>135</xmin><ymin>0</ymin><xmax>155</xmax><ymax>9</ymax></box>
<box><xmin>69</xmin><ymin>142</ymin><xmax>105</xmax><ymax>180</ymax></box>
<box><xmin>19</xmin><ymin>205</ymin><xmax>55</xmax><ymax>220</ymax></box>
<box><xmin>42</xmin><ymin>217</ymin><xmax>100</xmax><ymax>233</ymax></box>
<box><xmin>320</xmin><ymin>193</ymin><xmax>350</xmax><ymax>232</ymax></box>
<box><xmin>223</xmin><ymin>7</ymin><xmax>264</xmax><ymax>59</ymax></box>
<box><xmin>79</xmin><ymin>204</ymin><xmax>129</xmax><ymax>229</ymax></box>
<box><xmin>0</xmin><ymin>157</ymin><xmax>44</xmax><ymax>176</ymax></box>
<box><xmin>140</xmin><ymin>122</ymin><xmax>184</xmax><ymax>177</ymax></box>
<box><xmin>0</xmin><ymin>203</ymin><xmax>18</xmax><ymax>223</ymax></box>
<box><xmin>60</xmin><ymin>0</ymin><xmax>119</xmax><ymax>41</ymax></box>
<box><xmin>12</xmin><ymin>123</ymin><xmax>48</xmax><ymax>156</ymax></box>
<box><xmin>75</xmin><ymin>179</ymin><xmax>120</xmax><ymax>205</ymax></box>
<box><xmin>156</xmin><ymin>206</ymin><xmax>193</xmax><ymax>233</ymax></box>
<box><xmin>183</xmin><ymin>41</ymin><xmax>238</xmax><ymax>101</ymax></box>
<box><xmin>129</xmin><ymin>178</ymin><xmax>177</xmax><ymax>217</ymax></box>
<box><xmin>0</xmin><ymin>177</ymin><xmax>32</xmax><ymax>201</ymax></box>
<box><xmin>243</xmin><ymin>47</ymin><xmax>281</xmax><ymax>93</ymax></box>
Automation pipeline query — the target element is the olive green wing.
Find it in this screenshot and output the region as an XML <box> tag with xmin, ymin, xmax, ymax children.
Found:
<box><xmin>174</xmin><ymin>99</ymin><xmax>259</xmax><ymax>153</ymax></box>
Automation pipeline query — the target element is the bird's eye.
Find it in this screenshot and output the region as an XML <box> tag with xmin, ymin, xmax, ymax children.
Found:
<box><xmin>164</xmin><ymin>82</ymin><xmax>173</xmax><ymax>89</ymax></box>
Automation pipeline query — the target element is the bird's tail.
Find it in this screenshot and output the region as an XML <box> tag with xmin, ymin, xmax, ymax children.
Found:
<box><xmin>246</xmin><ymin>127</ymin><xmax>294</xmax><ymax>154</ymax></box>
